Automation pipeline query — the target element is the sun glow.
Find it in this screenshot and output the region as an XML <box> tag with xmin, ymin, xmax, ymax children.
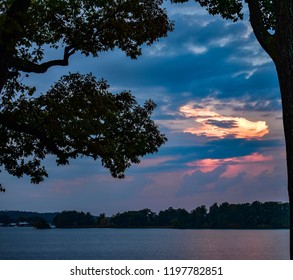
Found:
<box><xmin>180</xmin><ymin>103</ymin><xmax>269</xmax><ymax>139</ymax></box>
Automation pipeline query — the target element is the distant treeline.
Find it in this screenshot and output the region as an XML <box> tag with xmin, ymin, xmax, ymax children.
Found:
<box><xmin>0</xmin><ymin>201</ymin><xmax>289</xmax><ymax>229</ymax></box>
<box><xmin>0</xmin><ymin>210</ymin><xmax>57</xmax><ymax>224</ymax></box>
<box><xmin>0</xmin><ymin>210</ymin><xmax>57</xmax><ymax>228</ymax></box>
<box><xmin>105</xmin><ymin>201</ymin><xmax>290</xmax><ymax>229</ymax></box>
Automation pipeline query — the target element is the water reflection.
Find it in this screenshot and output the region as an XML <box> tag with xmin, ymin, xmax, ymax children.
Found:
<box><xmin>0</xmin><ymin>227</ymin><xmax>289</xmax><ymax>260</ymax></box>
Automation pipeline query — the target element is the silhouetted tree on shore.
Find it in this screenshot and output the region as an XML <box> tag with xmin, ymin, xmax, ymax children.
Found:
<box><xmin>106</xmin><ymin>201</ymin><xmax>289</xmax><ymax>229</ymax></box>
<box><xmin>53</xmin><ymin>211</ymin><xmax>95</xmax><ymax>228</ymax></box>
<box><xmin>1</xmin><ymin>201</ymin><xmax>289</xmax><ymax>229</ymax></box>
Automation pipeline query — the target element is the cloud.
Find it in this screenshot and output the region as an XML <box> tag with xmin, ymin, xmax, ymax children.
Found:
<box><xmin>205</xmin><ymin>119</ymin><xmax>237</xmax><ymax>129</ymax></box>
<box><xmin>232</xmin><ymin>69</ymin><xmax>257</xmax><ymax>79</ymax></box>
<box><xmin>187</xmin><ymin>152</ymin><xmax>274</xmax><ymax>176</ymax></box>
<box><xmin>179</xmin><ymin>102</ymin><xmax>269</xmax><ymax>139</ymax></box>
<box><xmin>187</xmin><ymin>44</ymin><xmax>208</xmax><ymax>55</ymax></box>
<box><xmin>1</xmin><ymin>2</ymin><xmax>287</xmax><ymax>216</ymax></box>
<box><xmin>177</xmin><ymin>151</ymin><xmax>285</xmax><ymax>202</ymax></box>
<box><xmin>230</xmin><ymin>40</ymin><xmax>272</xmax><ymax>67</ymax></box>
<box><xmin>138</xmin><ymin>156</ymin><xmax>178</xmax><ymax>168</ymax></box>
<box><xmin>209</xmin><ymin>35</ymin><xmax>235</xmax><ymax>48</ymax></box>
<box><xmin>176</xmin><ymin>164</ymin><xmax>246</xmax><ymax>198</ymax></box>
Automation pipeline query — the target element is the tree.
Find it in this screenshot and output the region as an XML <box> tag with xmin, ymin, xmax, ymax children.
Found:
<box><xmin>31</xmin><ymin>216</ymin><xmax>51</xmax><ymax>229</ymax></box>
<box><xmin>96</xmin><ymin>213</ymin><xmax>110</xmax><ymax>227</ymax></box>
<box><xmin>191</xmin><ymin>205</ymin><xmax>207</xmax><ymax>228</ymax></box>
<box><xmin>53</xmin><ymin>210</ymin><xmax>95</xmax><ymax>228</ymax></box>
<box><xmin>157</xmin><ymin>207</ymin><xmax>192</xmax><ymax>227</ymax></box>
<box><xmin>172</xmin><ymin>0</ymin><xmax>293</xmax><ymax>259</ymax></box>
<box><xmin>111</xmin><ymin>208</ymin><xmax>157</xmax><ymax>227</ymax></box>
<box><xmin>0</xmin><ymin>213</ymin><xmax>10</xmax><ymax>225</ymax></box>
<box><xmin>0</xmin><ymin>0</ymin><xmax>173</xmax><ymax>190</ymax></box>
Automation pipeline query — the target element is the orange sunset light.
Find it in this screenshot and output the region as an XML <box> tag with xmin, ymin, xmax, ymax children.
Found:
<box><xmin>180</xmin><ymin>103</ymin><xmax>269</xmax><ymax>139</ymax></box>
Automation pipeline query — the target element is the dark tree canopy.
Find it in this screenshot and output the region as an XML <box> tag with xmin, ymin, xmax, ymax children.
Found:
<box><xmin>53</xmin><ymin>210</ymin><xmax>95</xmax><ymax>228</ymax></box>
<box><xmin>0</xmin><ymin>0</ymin><xmax>174</xmax><ymax>189</ymax></box>
<box><xmin>69</xmin><ymin>202</ymin><xmax>290</xmax><ymax>229</ymax></box>
<box><xmin>1</xmin><ymin>73</ymin><xmax>167</xmax><ymax>182</ymax></box>
<box><xmin>1</xmin><ymin>201</ymin><xmax>289</xmax><ymax>229</ymax></box>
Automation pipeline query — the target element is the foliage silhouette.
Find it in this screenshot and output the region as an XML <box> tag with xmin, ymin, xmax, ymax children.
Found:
<box><xmin>31</xmin><ymin>217</ymin><xmax>51</xmax><ymax>229</ymax></box>
<box><xmin>53</xmin><ymin>210</ymin><xmax>95</xmax><ymax>228</ymax></box>
<box><xmin>1</xmin><ymin>201</ymin><xmax>289</xmax><ymax>229</ymax></box>
<box><xmin>0</xmin><ymin>0</ymin><xmax>173</xmax><ymax>189</ymax></box>
<box><xmin>107</xmin><ymin>202</ymin><xmax>289</xmax><ymax>229</ymax></box>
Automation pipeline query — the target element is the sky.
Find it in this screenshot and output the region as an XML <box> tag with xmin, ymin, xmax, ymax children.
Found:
<box><xmin>0</xmin><ymin>2</ymin><xmax>288</xmax><ymax>216</ymax></box>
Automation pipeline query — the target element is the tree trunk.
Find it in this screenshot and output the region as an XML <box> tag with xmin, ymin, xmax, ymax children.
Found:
<box><xmin>276</xmin><ymin>61</ymin><xmax>293</xmax><ymax>259</ymax></box>
<box><xmin>272</xmin><ymin>0</ymin><xmax>293</xmax><ymax>260</ymax></box>
<box><xmin>275</xmin><ymin>12</ymin><xmax>293</xmax><ymax>259</ymax></box>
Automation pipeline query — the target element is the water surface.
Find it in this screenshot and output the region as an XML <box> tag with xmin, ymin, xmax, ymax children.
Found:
<box><xmin>0</xmin><ymin>227</ymin><xmax>289</xmax><ymax>260</ymax></box>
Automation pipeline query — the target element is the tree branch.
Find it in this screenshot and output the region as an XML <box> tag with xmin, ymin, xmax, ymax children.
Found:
<box><xmin>0</xmin><ymin>0</ymin><xmax>32</xmax><ymax>91</ymax></box>
<box><xmin>0</xmin><ymin>112</ymin><xmax>76</xmax><ymax>164</ymax></box>
<box><xmin>11</xmin><ymin>46</ymin><xmax>76</xmax><ymax>73</ymax></box>
<box><xmin>245</xmin><ymin>0</ymin><xmax>277</xmax><ymax>63</ymax></box>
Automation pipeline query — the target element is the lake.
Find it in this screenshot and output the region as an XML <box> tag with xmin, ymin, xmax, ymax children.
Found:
<box><xmin>0</xmin><ymin>227</ymin><xmax>289</xmax><ymax>260</ymax></box>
